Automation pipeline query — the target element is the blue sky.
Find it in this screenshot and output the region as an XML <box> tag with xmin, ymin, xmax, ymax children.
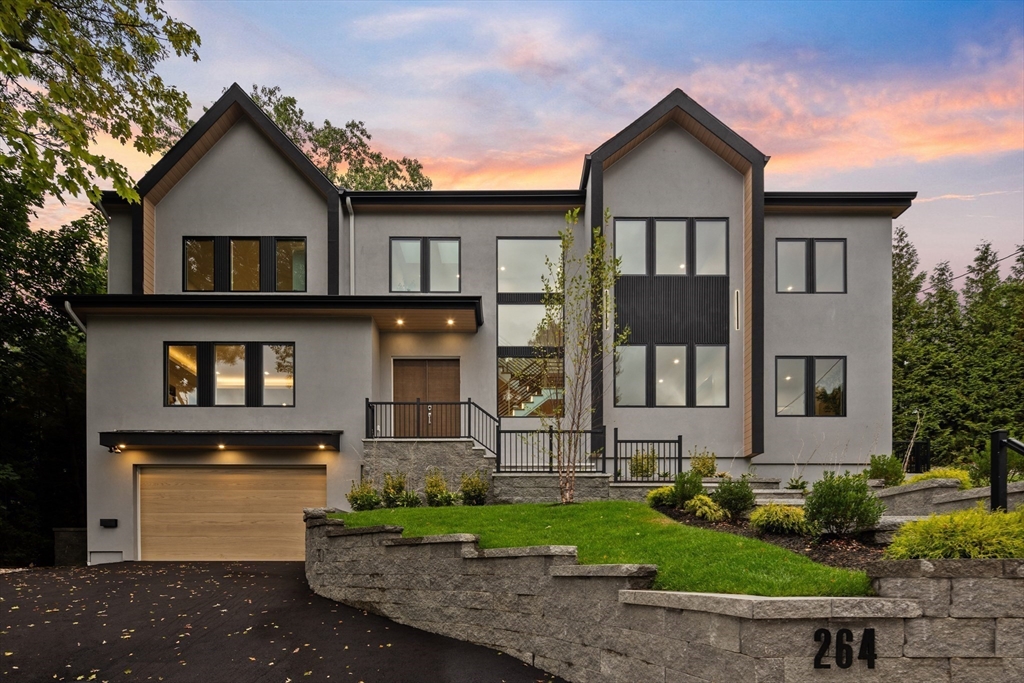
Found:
<box><xmin>48</xmin><ymin>0</ymin><xmax>1024</xmax><ymax>278</ymax></box>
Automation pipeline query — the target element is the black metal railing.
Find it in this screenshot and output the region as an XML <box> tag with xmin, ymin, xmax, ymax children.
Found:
<box><xmin>365</xmin><ymin>399</ymin><xmax>499</xmax><ymax>455</ymax></box>
<box><xmin>613</xmin><ymin>428</ymin><xmax>683</xmax><ymax>483</ymax></box>
<box><xmin>991</xmin><ymin>429</ymin><xmax>1023</xmax><ymax>511</ymax></box>
<box><xmin>894</xmin><ymin>440</ymin><xmax>931</xmax><ymax>473</ymax></box>
<box><xmin>496</xmin><ymin>426</ymin><xmax>606</xmax><ymax>473</ymax></box>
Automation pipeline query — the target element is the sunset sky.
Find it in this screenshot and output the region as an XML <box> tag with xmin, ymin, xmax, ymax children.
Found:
<box><xmin>37</xmin><ymin>0</ymin><xmax>1024</xmax><ymax>278</ymax></box>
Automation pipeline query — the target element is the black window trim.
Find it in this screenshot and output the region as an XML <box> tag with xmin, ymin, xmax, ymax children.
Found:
<box><xmin>181</xmin><ymin>236</ymin><xmax>309</xmax><ymax>293</ymax></box>
<box><xmin>774</xmin><ymin>355</ymin><xmax>847</xmax><ymax>417</ymax></box>
<box><xmin>614</xmin><ymin>217</ymin><xmax>731</xmax><ymax>279</ymax></box>
<box><xmin>164</xmin><ymin>341</ymin><xmax>296</xmax><ymax>408</ymax></box>
<box><xmin>775</xmin><ymin>238</ymin><xmax>847</xmax><ymax>294</ymax></box>
<box><xmin>614</xmin><ymin>342</ymin><xmax>730</xmax><ymax>408</ymax></box>
<box><xmin>388</xmin><ymin>236</ymin><xmax>462</xmax><ymax>294</ymax></box>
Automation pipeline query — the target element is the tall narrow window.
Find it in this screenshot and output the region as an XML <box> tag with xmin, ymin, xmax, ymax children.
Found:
<box><xmin>429</xmin><ymin>239</ymin><xmax>460</xmax><ymax>292</ymax></box>
<box><xmin>814</xmin><ymin>357</ymin><xmax>846</xmax><ymax>416</ymax></box>
<box><xmin>184</xmin><ymin>239</ymin><xmax>215</xmax><ymax>291</ymax></box>
<box><xmin>776</xmin><ymin>240</ymin><xmax>807</xmax><ymax>293</ymax></box>
<box><xmin>263</xmin><ymin>344</ymin><xmax>294</xmax><ymax>407</ymax></box>
<box><xmin>230</xmin><ymin>238</ymin><xmax>260</xmax><ymax>291</ymax></box>
<box><xmin>615</xmin><ymin>345</ymin><xmax>647</xmax><ymax>406</ymax></box>
<box><xmin>390</xmin><ymin>239</ymin><xmax>421</xmax><ymax>292</ymax></box>
<box><xmin>814</xmin><ymin>241</ymin><xmax>846</xmax><ymax>293</ymax></box>
<box><xmin>655</xmin><ymin>220</ymin><xmax>687</xmax><ymax>275</ymax></box>
<box><xmin>694</xmin><ymin>346</ymin><xmax>727</xmax><ymax>406</ymax></box>
<box><xmin>655</xmin><ymin>346</ymin><xmax>687</xmax><ymax>406</ymax></box>
<box><xmin>166</xmin><ymin>345</ymin><xmax>198</xmax><ymax>406</ymax></box>
<box><xmin>776</xmin><ymin>358</ymin><xmax>806</xmax><ymax>416</ymax></box>
<box><xmin>275</xmin><ymin>239</ymin><xmax>306</xmax><ymax>292</ymax></box>
<box><xmin>215</xmin><ymin>344</ymin><xmax>246</xmax><ymax>406</ymax></box>
<box><xmin>616</xmin><ymin>220</ymin><xmax>647</xmax><ymax>275</ymax></box>
<box><xmin>694</xmin><ymin>220</ymin><xmax>727</xmax><ymax>275</ymax></box>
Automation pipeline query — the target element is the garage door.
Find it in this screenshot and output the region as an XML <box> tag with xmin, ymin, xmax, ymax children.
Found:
<box><xmin>139</xmin><ymin>466</ymin><xmax>326</xmax><ymax>561</ymax></box>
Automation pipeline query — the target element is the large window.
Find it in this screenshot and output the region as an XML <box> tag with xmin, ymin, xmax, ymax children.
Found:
<box><xmin>615</xmin><ymin>220</ymin><xmax>647</xmax><ymax>275</ymax></box>
<box><xmin>776</xmin><ymin>356</ymin><xmax>846</xmax><ymax>416</ymax></box>
<box><xmin>390</xmin><ymin>237</ymin><xmax>461</xmax><ymax>292</ymax></box>
<box><xmin>615</xmin><ymin>344</ymin><xmax>728</xmax><ymax>407</ymax></box>
<box><xmin>165</xmin><ymin>342</ymin><xmax>294</xmax><ymax>407</ymax></box>
<box><xmin>655</xmin><ymin>220</ymin><xmax>687</xmax><ymax>275</ymax></box>
<box><xmin>496</xmin><ymin>238</ymin><xmax>563</xmax><ymax>417</ymax></box>
<box><xmin>615</xmin><ymin>217</ymin><xmax>728</xmax><ymax>277</ymax></box>
<box><xmin>776</xmin><ymin>239</ymin><xmax>846</xmax><ymax>293</ymax></box>
<box><xmin>182</xmin><ymin>236</ymin><xmax>306</xmax><ymax>292</ymax></box>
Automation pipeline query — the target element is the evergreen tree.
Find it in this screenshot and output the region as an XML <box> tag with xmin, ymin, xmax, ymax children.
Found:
<box><xmin>891</xmin><ymin>226</ymin><xmax>927</xmax><ymax>443</ymax></box>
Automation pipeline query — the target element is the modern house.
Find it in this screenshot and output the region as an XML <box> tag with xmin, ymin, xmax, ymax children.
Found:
<box><xmin>56</xmin><ymin>84</ymin><xmax>914</xmax><ymax>563</ymax></box>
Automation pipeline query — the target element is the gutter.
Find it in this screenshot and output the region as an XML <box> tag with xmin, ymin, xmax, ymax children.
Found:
<box><xmin>345</xmin><ymin>195</ymin><xmax>355</xmax><ymax>295</ymax></box>
<box><xmin>65</xmin><ymin>300</ymin><xmax>86</xmax><ymax>333</ymax></box>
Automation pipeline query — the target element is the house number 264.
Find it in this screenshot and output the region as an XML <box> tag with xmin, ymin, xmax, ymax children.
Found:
<box><xmin>813</xmin><ymin>628</ymin><xmax>877</xmax><ymax>669</ymax></box>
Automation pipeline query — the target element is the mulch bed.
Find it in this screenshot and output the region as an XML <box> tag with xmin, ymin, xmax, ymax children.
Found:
<box><xmin>657</xmin><ymin>507</ymin><xmax>886</xmax><ymax>572</ymax></box>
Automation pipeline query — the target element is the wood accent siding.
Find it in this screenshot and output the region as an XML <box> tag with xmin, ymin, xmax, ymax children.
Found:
<box><xmin>139</xmin><ymin>466</ymin><xmax>326</xmax><ymax>561</ymax></box>
<box><xmin>142</xmin><ymin>197</ymin><xmax>155</xmax><ymax>294</ymax></box>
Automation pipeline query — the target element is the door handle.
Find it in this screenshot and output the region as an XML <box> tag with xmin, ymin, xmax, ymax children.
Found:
<box><xmin>427</xmin><ymin>404</ymin><xmax>432</xmax><ymax>425</ymax></box>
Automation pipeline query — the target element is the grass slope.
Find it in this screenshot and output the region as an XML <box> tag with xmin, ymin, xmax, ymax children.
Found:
<box><xmin>337</xmin><ymin>501</ymin><xmax>871</xmax><ymax>597</ymax></box>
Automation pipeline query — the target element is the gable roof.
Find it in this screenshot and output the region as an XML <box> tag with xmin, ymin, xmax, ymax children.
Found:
<box><xmin>582</xmin><ymin>89</ymin><xmax>767</xmax><ymax>189</ymax></box>
<box><xmin>135</xmin><ymin>83</ymin><xmax>337</xmax><ymax>203</ymax></box>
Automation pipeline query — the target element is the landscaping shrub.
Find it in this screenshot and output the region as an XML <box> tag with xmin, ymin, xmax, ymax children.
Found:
<box><xmin>866</xmin><ymin>454</ymin><xmax>905</xmax><ymax>487</ymax></box>
<box><xmin>459</xmin><ymin>470</ymin><xmax>489</xmax><ymax>506</ymax></box>
<box><xmin>689</xmin><ymin>447</ymin><xmax>717</xmax><ymax>478</ymax></box>
<box><xmin>804</xmin><ymin>471</ymin><xmax>884</xmax><ymax>535</ymax></box>
<box><xmin>750</xmin><ymin>503</ymin><xmax>808</xmax><ymax>535</ymax></box>
<box><xmin>711</xmin><ymin>475</ymin><xmax>756</xmax><ymax>519</ymax></box>
<box><xmin>967</xmin><ymin>441</ymin><xmax>1024</xmax><ymax>488</ymax></box>
<box><xmin>683</xmin><ymin>494</ymin><xmax>726</xmax><ymax>522</ymax></box>
<box><xmin>905</xmin><ymin>467</ymin><xmax>972</xmax><ymax>490</ymax></box>
<box><xmin>395</xmin><ymin>490</ymin><xmax>422</xmax><ymax>508</ymax></box>
<box><xmin>425</xmin><ymin>468</ymin><xmax>460</xmax><ymax>507</ymax></box>
<box><xmin>646</xmin><ymin>486</ymin><xmax>675</xmax><ymax>508</ymax></box>
<box><xmin>672</xmin><ymin>470</ymin><xmax>704</xmax><ymax>507</ymax></box>
<box><xmin>381</xmin><ymin>471</ymin><xmax>410</xmax><ymax>508</ymax></box>
<box><xmin>630</xmin><ymin>450</ymin><xmax>657</xmax><ymax>478</ymax></box>
<box><xmin>786</xmin><ymin>476</ymin><xmax>808</xmax><ymax>492</ymax></box>
<box><xmin>885</xmin><ymin>504</ymin><xmax>1024</xmax><ymax>559</ymax></box>
<box><xmin>346</xmin><ymin>480</ymin><xmax>381</xmax><ymax>511</ymax></box>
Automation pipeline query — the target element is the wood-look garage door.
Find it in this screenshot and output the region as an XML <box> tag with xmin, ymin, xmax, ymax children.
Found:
<box><xmin>139</xmin><ymin>467</ymin><xmax>326</xmax><ymax>561</ymax></box>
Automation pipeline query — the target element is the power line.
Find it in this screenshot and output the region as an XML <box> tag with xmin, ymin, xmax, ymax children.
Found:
<box><xmin>920</xmin><ymin>247</ymin><xmax>1024</xmax><ymax>293</ymax></box>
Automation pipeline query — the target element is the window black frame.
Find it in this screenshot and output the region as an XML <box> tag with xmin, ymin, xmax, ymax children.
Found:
<box><xmin>164</xmin><ymin>341</ymin><xmax>296</xmax><ymax>408</ymax></box>
<box><xmin>614</xmin><ymin>217</ymin><xmax>730</xmax><ymax>278</ymax></box>
<box><xmin>775</xmin><ymin>355</ymin><xmax>847</xmax><ymax>417</ymax></box>
<box><xmin>614</xmin><ymin>342</ymin><xmax>730</xmax><ymax>408</ymax></box>
<box><xmin>181</xmin><ymin>236</ymin><xmax>308</xmax><ymax>293</ymax></box>
<box><xmin>495</xmin><ymin>237</ymin><xmax>564</xmax><ymax>417</ymax></box>
<box><xmin>775</xmin><ymin>238</ymin><xmax>847</xmax><ymax>294</ymax></box>
<box><xmin>388</xmin><ymin>237</ymin><xmax>462</xmax><ymax>293</ymax></box>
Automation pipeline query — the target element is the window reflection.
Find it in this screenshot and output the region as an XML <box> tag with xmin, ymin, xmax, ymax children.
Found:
<box><xmin>275</xmin><ymin>239</ymin><xmax>306</xmax><ymax>292</ymax></box>
<box><xmin>695</xmin><ymin>346</ymin><xmax>727</xmax><ymax>406</ymax></box>
<box><xmin>429</xmin><ymin>239</ymin><xmax>460</xmax><ymax>292</ymax></box>
<box><xmin>655</xmin><ymin>221</ymin><xmax>687</xmax><ymax>275</ymax></box>
<box><xmin>230</xmin><ymin>238</ymin><xmax>260</xmax><ymax>291</ymax></box>
<box><xmin>615</xmin><ymin>345</ymin><xmax>647</xmax><ymax>406</ymax></box>
<box><xmin>498</xmin><ymin>305</ymin><xmax>561</xmax><ymax>347</ymax></box>
<box><xmin>777</xmin><ymin>240</ymin><xmax>807</xmax><ymax>293</ymax></box>
<box><xmin>215</xmin><ymin>344</ymin><xmax>246</xmax><ymax>405</ymax></box>
<box><xmin>184</xmin><ymin>239</ymin><xmax>214</xmax><ymax>291</ymax></box>
<box><xmin>498</xmin><ymin>239</ymin><xmax>561</xmax><ymax>292</ymax></box>
<box><xmin>166</xmin><ymin>345</ymin><xmax>198</xmax><ymax>405</ymax></box>
<box><xmin>695</xmin><ymin>220</ymin><xmax>727</xmax><ymax>275</ymax></box>
<box><xmin>263</xmin><ymin>344</ymin><xmax>294</xmax><ymax>406</ymax></box>
<box><xmin>655</xmin><ymin>346</ymin><xmax>687</xmax><ymax>406</ymax></box>
<box><xmin>616</xmin><ymin>220</ymin><xmax>647</xmax><ymax>275</ymax></box>
<box><xmin>391</xmin><ymin>239</ymin><xmax>421</xmax><ymax>292</ymax></box>
<box><xmin>814</xmin><ymin>241</ymin><xmax>845</xmax><ymax>293</ymax></box>
<box><xmin>814</xmin><ymin>357</ymin><xmax>845</xmax><ymax>416</ymax></box>
<box><xmin>776</xmin><ymin>358</ymin><xmax>806</xmax><ymax>415</ymax></box>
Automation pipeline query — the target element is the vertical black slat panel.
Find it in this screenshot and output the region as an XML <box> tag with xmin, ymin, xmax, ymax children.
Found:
<box><xmin>420</xmin><ymin>239</ymin><xmax>430</xmax><ymax>293</ymax></box>
<box><xmin>248</xmin><ymin>342</ymin><xmax>262</xmax><ymax>406</ymax></box>
<box><xmin>198</xmin><ymin>343</ymin><xmax>214</xmax><ymax>407</ymax></box>
<box><xmin>805</xmin><ymin>357</ymin><xmax>814</xmax><ymax>417</ymax></box>
<box><xmin>214</xmin><ymin>237</ymin><xmax>230</xmax><ymax>291</ymax></box>
<box><xmin>261</xmin><ymin>237</ymin><xmax>276</xmax><ymax>292</ymax></box>
<box><xmin>693</xmin><ymin>277</ymin><xmax>730</xmax><ymax>344</ymax></box>
<box><xmin>806</xmin><ymin>239</ymin><xmax>815</xmax><ymax>293</ymax></box>
<box><xmin>131</xmin><ymin>204</ymin><xmax>144</xmax><ymax>294</ymax></box>
<box><xmin>327</xmin><ymin>199</ymin><xmax>340</xmax><ymax>296</ymax></box>
<box><xmin>687</xmin><ymin>343</ymin><xmax>696</xmax><ymax>407</ymax></box>
<box><xmin>616</xmin><ymin>277</ymin><xmax>728</xmax><ymax>345</ymax></box>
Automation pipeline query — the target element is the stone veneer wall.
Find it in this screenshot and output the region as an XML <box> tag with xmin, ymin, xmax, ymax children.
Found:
<box><xmin>361</xmin><ymin>439</ymin><xmax>493</xmax><ymax>492</ymax></box>
<box><xmin>304</xmin><ymin>509</ymin><xmax>1022</xmax><ymax>683</ymax></box>
<box><xmin>875</xmin><ymin>479</ymin><xmax>1024</xmax><ymax>516</ymax></box>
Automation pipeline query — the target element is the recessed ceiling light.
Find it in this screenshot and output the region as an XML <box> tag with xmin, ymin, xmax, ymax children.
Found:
<box><xmin>500</xmin><ymin>266</ymin><xmax>505</xmax><ymax>271</ymax></box>
<box><xmin>117</xmin><ymin>444</ymin><xmax>126</xmax><ymax>449</ymax></box>
<box><xmin>318</xmin><ymin>444</ymin><xmax>325</xmax><ymax>450</ymax></box>
<box><xmin>396</xmin><ymin>319</ymin><xmax>404</xmax><ymax>325</ymax></box>
<box><xmin>785</xmin><ymin>376</ymin><xmax>791</xmax><ymax>381</ymax></box>
<box><xmin>447</xmin><ymin>319</ymin><xmax>455</xmax><ymax>325</ymax></box>
<box><xmin>673</xmin><ymin>359</ymin><xmax>680</xmax><ymax>364</ymax></box>
<box><xmin>264</xmin><ymin>371</ymin><xmax>270</xmax><ymax>375</ymax></box>
<box><xmin>787</xmin><ymin>286</ymin><xmax>793</xmax><ymax>291</ymax></box>
<box><xmin>218</xmin><ymin>444</ymin><xmax>225</xmax><ymax>450</ymax></box>
<box><xmin>658</xmin><ymin>379</ymin><xmax>664</xmax><ymax>383</ymax></box>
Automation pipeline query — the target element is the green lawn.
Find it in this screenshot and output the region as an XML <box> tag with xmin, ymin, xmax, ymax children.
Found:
<box><xmin>334</xmin><ymin>501</ymin><xmax>871</xmax><ymax>597</ymax></box>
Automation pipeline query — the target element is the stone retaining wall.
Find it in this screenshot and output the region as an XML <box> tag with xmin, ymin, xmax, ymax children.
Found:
<box><xmin>875</xmin><ymin>479</ymin><xmax>1024</xmax><ymax>516</ymax></box>
<box><xmin>304</xmin><ymin>509</ymin><xmax>1022</xmax><ymax>682</ymax></box>
<box><xmin>361</xmin><ymin>439</ymin><xmax>493</xmax><ymax>493</ymax></box>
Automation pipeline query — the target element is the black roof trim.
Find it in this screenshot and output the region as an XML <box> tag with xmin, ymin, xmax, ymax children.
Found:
<box><xmin>99</xmin><ymin>430</ymin><xmax>342</xmax><ymax>451</ymax></box>
<box><xmin>765</xmin><ymin>191</ymin><xmax>917</xmax><ymax>205</ymax></box>
<box><xmin>136</xmin><ymin>83</ymin><xmax>337</xmax><ymax>200</ymax></box>
<box><xmin>590</xmin><ymin>88</ymin><xmax>766</xmax><ymax>166</ymax></box>
<box><xmin>579</xmin><ymin>155</ymin><xmax>592</xmax><ymax>191</ymax></box>
<box><xmin>99</xmin><ymin>190</ymin><xmax>130</xmax><ymax>206</ymax></box>
<box><xmin>53</xmin><ymin>294</ymin><xmax>484</xmax><ymax>327</ymax></box>
<box><xmin>344</xmin><ymin>189</ymin><xmax>584</xmax><ymax>207</ymax></box>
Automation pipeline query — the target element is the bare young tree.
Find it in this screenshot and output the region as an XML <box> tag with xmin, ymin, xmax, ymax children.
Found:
<box><xmin>532</xmin><ymin>207</ymin><xmax>627</xmax><ymax>503</ymax></box>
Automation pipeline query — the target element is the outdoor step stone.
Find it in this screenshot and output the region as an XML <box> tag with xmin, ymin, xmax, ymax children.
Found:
<box><xmin>549</xmin><ymin>564</ymin><xmax>658</xmax><ymax>578</ymax></box>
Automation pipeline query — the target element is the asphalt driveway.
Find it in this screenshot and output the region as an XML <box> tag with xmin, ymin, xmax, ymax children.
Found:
<box><xmin>0</xmin><ymin>562</ymin><xmax>561</xmax><ymax>683</ymax></box>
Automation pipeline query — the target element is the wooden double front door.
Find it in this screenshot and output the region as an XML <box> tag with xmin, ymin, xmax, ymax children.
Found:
<box><xmin>393</xmin><ymin>359</ymin><xmax>461</xmax><ymax>437</ymax></box>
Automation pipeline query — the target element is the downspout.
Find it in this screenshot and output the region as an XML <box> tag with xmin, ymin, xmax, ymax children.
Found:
<box><xmin>345</xmin><ymin>196</ymin><xmax>355</xmax><ymax>295</ymax></box>
<box><xmin>65</xmin><ymin>300</ymin><xmax>86</xmax><ymax>334</ymax></box>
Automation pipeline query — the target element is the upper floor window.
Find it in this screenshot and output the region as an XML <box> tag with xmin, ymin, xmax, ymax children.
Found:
<box><xmin>182</xmin><ymin>237</ymin><xmax>307</xmax><ymax>293</ymax></box>
<box><xmin>615</xmin><ymin>218</ymin><xmax>729</xmax><ymax>277</ymax></box>
<box><xmin>776</xmin><ymin>356</ymin><xmax>846</xmax><ymax>416</ymax></box>
<box><xmin>390</xmin><ymin>237</ymin><xmax>460</xmax><ymax>293</ymax></box>
<box><xmin>498</xmin><ymin>238</ymin><xmax>562</xmax><ymax>292</ymax></box>
<box><xmin>776</xmin><ymin>239</ymin><xmax>846</xmax><ymax>293</ymax></box>
<box><xmin>165</xmin><ymin>342</ymin><xmax>294</xmax><ymax>407</ymax></box>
